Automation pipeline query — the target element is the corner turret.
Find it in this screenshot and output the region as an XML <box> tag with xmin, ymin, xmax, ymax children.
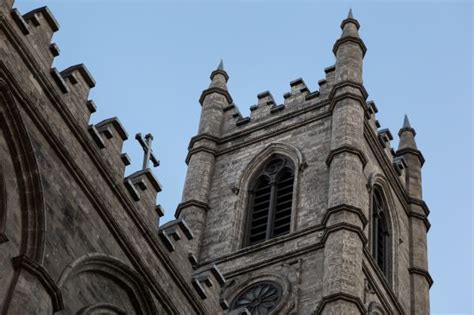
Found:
<box><xmin>322</xmin><ymin>10</ymin><xmax>369</xmax><ymax>313</ymax></box>
<box><xmin>178</xmin><ymin>61</ymin><xmax>233</xmax><ymax>258</ymax></box>
<box><xmin>396</xmin><ymin>115</ymin><xmax>425</xmax><ymax>198</ymax></box>
<box><xmin>333</xmin><ymin>9</ymin><xmax>367</xmax><ymax>84</ymax></box>
<box><xmin>197</xmin><ymin>60</ymin><xmax>232</xmax><ymax>136</ymax></box>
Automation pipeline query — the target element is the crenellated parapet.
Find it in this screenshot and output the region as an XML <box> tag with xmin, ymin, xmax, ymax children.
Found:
<box><xmin>158</xmin><ymin>218</ymin><xmax>228</xmax><ymax>311</ymax></box>
<box><xmin>11</xmin><ymin>6</ymin><xmax>59</xmax><ymax>67</ymax></box>
<box><xmin>4</xmin><ymin>4</ymin><xmax>168</xmax><ymax>230</ymax></box>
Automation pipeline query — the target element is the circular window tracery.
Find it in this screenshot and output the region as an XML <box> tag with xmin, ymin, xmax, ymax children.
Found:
<box><xmin>231</xmin><ymin>282</ymin><xmax>282</xmax><ymax>315</ymax></box>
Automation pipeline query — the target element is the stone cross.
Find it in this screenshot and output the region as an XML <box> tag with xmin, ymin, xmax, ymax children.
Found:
<box><xmin>135</xmin><ymin>133</ymin><xmax>160</xmax><ymax>170</ymax></box>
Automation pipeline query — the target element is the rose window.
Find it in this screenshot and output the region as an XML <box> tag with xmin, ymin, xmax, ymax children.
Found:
<box><xmin>231</xmin><ymin>282</ymin><xmax>282</xmax><ymax>315</ymax></box>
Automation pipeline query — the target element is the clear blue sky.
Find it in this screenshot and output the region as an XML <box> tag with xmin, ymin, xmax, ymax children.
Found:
<box><xmin>16</xmin><ymin>1</ymin><xmax>473</xmax><ymax>313</ymax></box>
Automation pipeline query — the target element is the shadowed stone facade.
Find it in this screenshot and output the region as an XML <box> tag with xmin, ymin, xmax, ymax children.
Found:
<box><xmin>0</xmin><ymin>3</ymin><xmax>431</xmax><ymax>314</ymax></box>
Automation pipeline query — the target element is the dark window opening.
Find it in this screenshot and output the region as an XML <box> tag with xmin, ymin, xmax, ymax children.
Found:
<box><xmin>372</xmin><ymin>189</ymin><xmax>390</xmax><ymax>276</ymax></box>
<box><xmin>247</xmin><ymin>157</ymin><xmax>294</xmax><ymax>246</ymax></box>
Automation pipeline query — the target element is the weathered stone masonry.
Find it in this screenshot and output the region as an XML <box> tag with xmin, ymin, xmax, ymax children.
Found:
<box><xmin>0</xmin><ymin>2</ymin><xmax>431</xmax><ymax>314</ymax></box>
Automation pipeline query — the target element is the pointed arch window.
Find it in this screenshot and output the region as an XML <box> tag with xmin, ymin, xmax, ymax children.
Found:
<box><xmin>372</xmin><ymin>188</ymin><xmax>390</xmax><ymax>276</ymax></box>
<box><xmin>246</xmin><ymin>156</ymin><xmax>294</xmax><ymax>246</ymax></box>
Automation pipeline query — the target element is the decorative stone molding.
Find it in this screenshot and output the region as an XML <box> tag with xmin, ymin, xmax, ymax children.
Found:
<box><xmin>321</xmin><ymin>222</ymin><xmax>368</xmax><ymax>246</ymax></box>
<box><xmin>0</xmin><ymin>84</ymin><xmax>46</xmax><ymax>262</ymax></box>
<box><xmin>175</xmin><ymin>199</ymin><xmax>210</xmax><ymax>218</ymax></box>
<box><xmin>57</xmin><ymin>253</ymin><xmax>158</xmax><ymax>314</ymax></box>
<box><xmin>199</xmin><ymin>86</ymin><xmax>233</xmax><ymax>105</ymax></box>
<box><xmin>325</xmin><ymin>145</ymin><xmax>368</xmax><ymax>168</ymax></box>
<box><xmin>12</xmin><ymin>255</ymin><xmax>64</xmax><ymax>312</ymax></box>
<box><xmin>333</xmin><ymin>35</ymin><xmax>367</xmax><ymax>56</ymax></box>
<box><xmin>315</xmin><ymin>292</ymin><xmax>366</xmax><ymax>314</ymax></box>
<box><xmin>395</xmin><ymin>147</ymin><xmax>425</xmax><ymax>166</ymax></box>
<box><xmin>322</xmin><ymin>204</ymin><xmax>368</xmax><ymax>228</ymax></box>
<box><xmin>409</xmin><ymin>267</ymin><xmax>434</xmax><ymax>288</ymax></box>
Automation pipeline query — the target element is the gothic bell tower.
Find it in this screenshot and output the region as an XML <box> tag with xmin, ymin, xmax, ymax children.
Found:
<box><xmin>177</xmin><ymin>10</ymin><xmax>431</xmax><ymax>314</ymax></box>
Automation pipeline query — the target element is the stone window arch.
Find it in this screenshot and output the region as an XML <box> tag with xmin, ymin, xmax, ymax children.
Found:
<box><xmin>245</xmin><ymin>156</ymin><xmax>295</xmax><ymax>246</ymax></box>
<box><xmin>371</xmin><ymin>186</ymin><xmax>391</xmax><ymax>277</ymax></box>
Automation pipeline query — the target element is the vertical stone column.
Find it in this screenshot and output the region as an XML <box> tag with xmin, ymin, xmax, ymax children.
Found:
<box><xmin>396</xmin><ymin>117</ymin><xmax>432</xmax><ymax>314</ymax></box>
<box><xmin>177</xmin><ymin>62</ymin><xmax>232</xmax><ymax>258</ymax></box>
<box><xmin>319</xmin><ymin>10</ymin><xmax>368</xmax><ymax>315</ymax></box>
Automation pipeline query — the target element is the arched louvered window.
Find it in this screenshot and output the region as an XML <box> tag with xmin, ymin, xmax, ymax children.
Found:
<box><xmin>372</xmin><ymin>188</ymin><xmax>390</xmax><ymax>276</ymax></box>
<box><xmin>247</xmin><ymin>156</ymin><xmax>294</xmax><ymax>246</ymax></box>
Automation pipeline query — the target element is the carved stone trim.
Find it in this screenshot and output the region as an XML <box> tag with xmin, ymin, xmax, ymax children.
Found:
<box><xmin>332</xmin><ymin>35</ymin><xmax>367</xmax><ymax>56</ymax></box>
<box><xmin>408</xmin><ymin>197</ymin><xmax>430</xmax><ymax>216</ymax></box>
<box><xmin>315</xmin><ymin>292</ymin><xmax>366</xmax><ymax>314</ymax></box>
<box><xmin>12</xmin><ymin>255</ymin><xmax>64</xmax><ymax>312</ymax></box>
<box><xmin>407</xmin><ymin>211</ymin><xmax>431</xmax><ymax>232</ymax></box>
<box><xmin>395</xmin><ymin>147</ymin><xmax>425</xmax><ymax>166</ymax></box>
<box><xmin>322</xmin><ymin>204</ymin><xmax>368</xmax><ymax>227</ymax></box>
<box><xmin>210</xmin><ymin>69</ymin><xmax>229</xmax><ymax>81</ymax></box>
<box><xmin>199</xmin><ymin>87</ymin><xmax>233</xmax><ymax>105</ymax></box>
<box><xmin>321</xmin><ymin>222</ymin><xmax>368</xmax><ymax>246</ymax></box>
<box><xmin>326</xmin><ymin>145</ymin><xmax>368</xmax><ymax>168</ymax></box>
<box><xmin>409</xmin><ymin>267</ymin><xmax>434</xmax><ymax>288</ymax></box>
<box><xmin>175</xmin><ymin>199</ymin><xmax>210</xmax><ymax>218</ymax></box>
<box><xmin>185</xmin><ymin>147</ymin><xmax>217</xmax><ymax>165</ymax></box>
<box><xmin>0</xmin><ymin>85</ymin><xmax>45</xmax><ymax>262</ymax></box>
<box><xmin>57</xmin><ymin>253</ymin><xmax>158</xmax><ymax>314</ymax></box>
<box><xmin>188</xmin><ymin>133</ymin><xmax>220</xmax><ymax>150</ymax></box>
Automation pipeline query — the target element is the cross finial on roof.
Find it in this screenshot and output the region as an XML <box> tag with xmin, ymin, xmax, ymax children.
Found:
<box><xmin>135</xmin><ymin>133</ymin><xmax>160</xmax><ymax>170</ymax></box>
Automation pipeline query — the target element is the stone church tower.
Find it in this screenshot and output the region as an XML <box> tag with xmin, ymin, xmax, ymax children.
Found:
<box><xmin>0</xmin><ymin>1</ymin><xmax>431</xmax><ymax>314</ymax></box>
<box><xmin>177</xmin><ymin>9</ymin><xmax>432</xmax><ymax>314</ymax></box>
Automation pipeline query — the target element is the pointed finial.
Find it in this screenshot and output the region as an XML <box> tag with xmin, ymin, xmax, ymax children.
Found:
<box><xmin>217</xmin><ymin>59</ymin><xmax>224</xmax><ymax>71</ymax></box>
<box><xmin>403</xmin><ymin>114</ymin><xmax>411</xmax><ymax>129</ymax></box>
<box><xmin>398</xmin><ymin>114</ymin><xmax>416</xmax><ymax>137</ymax></box>
<box><xmin>348</xmin><ymin>8</ymin><xmax>354</xmax><ymax>19</ymax></box>
<box><xmin>209</xmin><ymin>59</ymin><xmax>229</xmax><ymax>87</ymax></box>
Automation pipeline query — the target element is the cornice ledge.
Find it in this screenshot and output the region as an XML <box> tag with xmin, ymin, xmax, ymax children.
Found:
<box><xmin>321</xmin><ymin>222</ymin><xmax>368</xmax><ymax>246</ymax></box>
<box><xmin>395</xmin><ymin>147</ymin><xmax>425</xmax><ymax>166</ymax></box>
<box><xmin>340</xmin><ymin>17</ymin><xmax>361</xmax><ymax>30</ymax></box>
<box><xmin>175</xmin><ymin>199</ymin><xmax>210</xmax><ymax>218</ymax></box>
<box><xmin>407</xmin><ymin>211</ymin><xmax>431</xmax><ymax>232</ymax></box>
<box><xmin>210</xmin><ymin>69</ymin><xmax>229</xmax><ymax>81</ymax></box>
<box><xmin>199</xmin><ymin>87</ymin><xmax>233</xmax><ymax>105</ymax></box>
<box><xmin>12</xmin><ymin>255</ymin><xmax>64</xmax><ymax>312</ymax></box>
<box><xmin>408</xmin><ymin>197</ymin><xmax>430</xmax><ymax>216</ymax></box>
<box><xmin>329</xmin><ymin>81</ymin><xmax>369</xmax><ymax>100</ymax></box>
<box><xmin>333</xmin><ymin>35</ymin><xmax>367</xmax><ymax>56</ymax></box>
<box><xmin>409</xmin><ymin>267</ymin><xmax>434</xmax><ymax>288</ymax></box>
<box><xmin>188</xmin><ymin>133</ymin><xmax>220</xmax><ymax>150</ymax></box>
<box><xmin>185</xmin><ymin>146</ymin><xmax>217</xmax><ymax>165</ymax></box>
<box><xmin>315</xmin><ymin>292</ymin><xmax>366</xmax><ymax>314</ymax></box>
<box><xmin>322</xmin><ymin>204</ymin><xmax>368</xmax><ymax>228</ymax></box>
<box><xmin>326</xmin><ymin>145</ymin><xmax>368</xmax><ymax>168</ymax></box>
